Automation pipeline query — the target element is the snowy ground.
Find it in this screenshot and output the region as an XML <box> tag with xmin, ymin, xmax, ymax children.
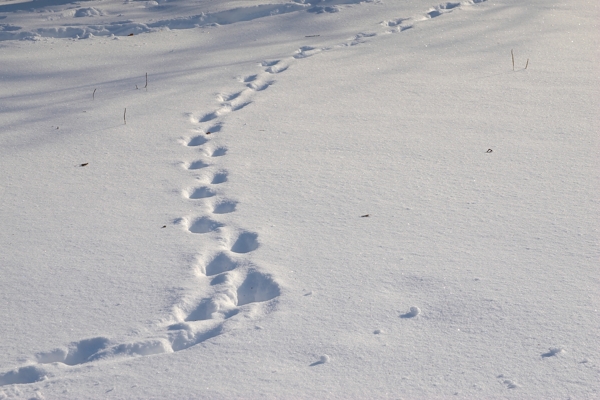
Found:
<box><xmin>1</xmin><ymin>0</ymin><xmax>598</xmax><ymax>398</ymax></box>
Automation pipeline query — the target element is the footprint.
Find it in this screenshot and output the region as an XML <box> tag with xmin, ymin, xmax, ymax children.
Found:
<box><xmin>0</xmin><ymin>366</ymin><xmax>47</xmax><ymax>386</ymax></box>
<box><xmin>426</xmin><ymin>2</ymin><xmax>461</xmax><ymax>18</ymax></box>
<box><xmin>205</xmin><ymin>123</ymin><xmax>223</xmax><ymax>134</ymax></box>
<box><xmin>497</xmin><ymin>375</ymin><xmax>518</xmax><ymax>389</ymax></box>
<box><xmin>231</xmin><ymin>231</ymin><xmax>259</xmax><ymax>254</ymax></box>
<box><xmin>231</xmin><ymin>101</ymin><xmax>251</xmax><ymax>112</ymax></box>
<box><xmin>294</xmin><ymin>46</ymin><xmax>322</xmax><ymax>59</ymax></box>
<box><xmin>186</xmin><ymin>160</ymin><xmax>209</xmax><ymax>170</ymax></box>
<box><xmin>188</xmin><ymin>216</ymin><xmax>223</xmax><ymax>234</ymax></box>
<box><xmin>187</xmin><ymin>186</ymin><xmax>216</xmax><ymax>199</ymax></box>
<box><xmin>381</xmin><ymin>18</ymin><xmax>409</xmax><ymax>27</ymax></box>
<box><xmin>211</xmin><ymin>147</ymin><xmax>227</xmax><ymax>157</ymax></box>
<box><xmin>236</xmin><ymin>270</ymin><xmax>280</xmax><ymax>306</ymax></box>
<box><xmin>199</xmin><ymin>110</ymin><xmax>221</xmax><ymax>123</ymax></box>
<box><xmin>344</xmin><ymin>32</ymin><xmax>378</xmax><ymax>46</ymax></box>
<box><xmin>85</xmin><ymin>339</ymin><xmax>172</xmax><ymax>361</ymax></box>
<box><xmin>185</xmin><ymin>299</ymin><xmax>220</xmax><ymax>321</ymax></box>
<box><xmin>211</xmin><ymin>171</ymin><xmax>228</xmax><ymax>184</ymax></box>
<box><xmin>238</xmin><ymin>74</ymin><xmax>258</xmax><ymax>83</ymax></box>
<box><xmin>36</xmin><ymin>337</ymin><xmax>110</xmax><ymax>366</ymax></box>
<box><xmin>203</xmin><ymin>253</ymin><xmax>238</xmax><ymax>276</ymax></box>
<box><xmin>216</xmin><ymin>91</ymin><xmax>243</xmax><ymax>102</ymax></box>
<box><xmin>265</xmin><ymin>63</ymin><xmax>288</xmax><ymax>74</ymax></box>
<box><xmin>213</xmin><ymin>199</ymin><xmax>237</xmax><ymax>214</ymax></box>
<box><xmin>247</xmin><ymin>80</ymin><xmax>273</xmax><ymax>91</ymax></box>
<box><xmin>168</xmin><ymin>324</ymin><xmax>223</xmax><ymax>352</ymax></box>
<box><xmin>187</xmin><ymin>136</ymin><xmax>208</xmax><ymax>147</ymax></box>
<box><xmin>260</xmin><ymin>60</ymin><xmax>279</xmax><ymax>67</ymax></box>
<box><xmin>308</xmin><ymin>5</ymin><xmax>339</xmax><ymax>14</ymax></box>
<box><xmin>185</xmin><ymin>291</ymin><xmax>237</xmax><ymax>322</ymax></box>
<box><xmin>210</xmin><ymin>273</ymin><xmax>232</xmax><ymax>286</ymax></box>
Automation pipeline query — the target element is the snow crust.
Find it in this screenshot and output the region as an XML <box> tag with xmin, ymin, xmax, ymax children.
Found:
<box><xmin>0</xmin><ymin>0</ymin><xmax>598</xmax><ymax>398</ymax></box>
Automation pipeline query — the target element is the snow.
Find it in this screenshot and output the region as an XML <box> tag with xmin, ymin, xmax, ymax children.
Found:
<box><xmin>1</xmin><ymin>0</ymin><xmax>598</xmax><ymax>398</ymax></box>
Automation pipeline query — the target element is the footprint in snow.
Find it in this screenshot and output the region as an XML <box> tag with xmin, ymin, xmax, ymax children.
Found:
<box><xmin>262</xmin><ymin>60</ymin><xmax>288</xmax><ymax>74</ymax></box>
<box><xmin>211</xmin><ymin>147</ymin><xmax>227</xmax><ymax>157</ymax></box>
<box><xmin>230</xmin><ymin>231</ymin><xmax>259</xmax><ymax>254</ymax></box>
<box><xmin>210</xmin><ymin>171</ymin><xmax>228</xmax><ymax>184</ymax></box>
<box><xmin>186</xmin><ymin>135</ymin><xmax>208</xmax><ymax>147</ymax></box>
<box><xmin>185</xmin><ymin>160</ymin><xmax>209</xmax><ymax>170</ymax></box>
<box><xmin>202</xmin><ymin>252</ymin><xmax>238</xmax><ymax>276</ymax></box>
<box><xmin>187</xmin><ymin>216</ymin><xmax>223</xmax><ymax>234</ymax></box>
<box><xmin>212</xmin><ymin>199</ymin><xmax>237</xmax><ymax>214</ymax></box>
<box><xmin>294</xmin><ymin>46</ymin><xmax>322</xmax><ymax>59</ymax></box>
<box><xmin>186</xmin><ymin>186</ymin><xmax>216</xmax><ymax>199</ymax></box>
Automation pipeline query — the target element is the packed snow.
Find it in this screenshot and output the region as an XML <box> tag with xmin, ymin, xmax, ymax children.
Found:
<box><xmin>1</xmin><ymin>0</ymin><xmax>598</xmax><ymax>398</ymax></box>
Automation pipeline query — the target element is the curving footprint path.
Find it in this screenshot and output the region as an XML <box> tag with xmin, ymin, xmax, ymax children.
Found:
<box><xmin>0</xmin><ymin>0</ymin><xmax>488</xmax><ymax>387</ymax></box>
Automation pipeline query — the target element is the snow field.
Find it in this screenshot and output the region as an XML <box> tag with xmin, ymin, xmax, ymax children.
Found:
<box><xmin>1</xmin><ymin>0</ymin><xmax>598</xmax><ymax>398</ymax></box>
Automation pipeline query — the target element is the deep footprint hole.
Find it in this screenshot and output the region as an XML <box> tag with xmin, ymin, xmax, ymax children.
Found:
<box><xmin>237</xmin><ymin>271</ymin><xmax>280</xmax><ymax>306</ymax></box>
<box><xmin>0</xmin><ymin>365</ymin><xmax>47</xmax><ymax>386</ymax></box>
<box><xmin>187</xmin><ymin>136</ymin><xmax>208</xmax><ymax>146</ymax></box>
<box><xmin>213</xmin><ymin>200</ymin><xmax>237</xmax><ymax>214</ymax></box>
<box><xmin>188</xmin><ymin>160</ymin><xmax>209</xmax><ymax>170</ymax></box>
<box><xmin>188</xmin><ymin>217</ymin><xmax>223</xmax><ymax>234</ymax></box>
<box><xmin>205</xmin><ymin>253</ymin><xmax>237</xmax><ymax>276</ymax></box>
<box><xmin>211</xmin><ymin>172</ymin><xmax>228</xmax><ymax>184</ymax></box>
<box><xmin>61</xmin><ymin>337</ymin><xmax>110</xmax><ymax>366</ymax></box>
<box><xmin>231</xmin><ymin>232</ymin><xmax>259</xmax><ymax>254</ymax></box>
<box><xmin>188</xmin><ymin>187</ymin><xmax>216</xmax><ymax>199</ymax></box>
<box><xmin>212</xmin><ymin>147</ymin><xmax>227</xmax><ymax>157</ymax></box>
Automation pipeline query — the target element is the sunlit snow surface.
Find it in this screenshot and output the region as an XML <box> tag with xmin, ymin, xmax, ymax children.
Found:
<box><xmin>1</xmin><ymin>0</ymin><xmax>598</xmax><ymax>398</ymax></box>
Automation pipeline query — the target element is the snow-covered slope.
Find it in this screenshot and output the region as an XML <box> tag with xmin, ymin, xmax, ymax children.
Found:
<box><xmin>1</xmin><ymin>0</ymin><xmax>598</xmax><ymax>398</ymax></box>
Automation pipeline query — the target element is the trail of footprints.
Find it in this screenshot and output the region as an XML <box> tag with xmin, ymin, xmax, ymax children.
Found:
<box><xmin>0</xmin><ymin>0</ymin><xmax>488</xmax><ymax>388</ymax></box>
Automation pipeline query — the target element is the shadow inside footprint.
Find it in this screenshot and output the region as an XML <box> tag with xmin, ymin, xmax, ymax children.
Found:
<box><xmin>188</xmin><ymin>217</ymin><xmax>223</xmax><ymax>234</ymax></box>
<box><xmin>213</xmin><ymin>200</ymin><xmax>237</xmax><ymax>214</ymax></box>
<box><xmin>211</xmin><ymin>172</ymin><xmax>228</xmax><ymax>184</ymax></box>
<box><xmin>169</xmin><ymin>324</ymin><xmax>224</xmax><ymax>352</ymax></box>
<box><xmin>0</xmin><ymin>365</ymin><xmax>47</xmax><ymax>386</ymax></box>
<box><xmin>187</xmin><ymin>136</ymin><xmax>208</xmax><ymax>146</ymax></box>
<box><xmin>185</xmin><ymin>299</ymin><xmax>217</xmax><ymax>322</ymax></box>
<box><xmin>211</xmin><ymin>147</ymin><xmax>227</xmax><ymax>157</ymax></box>
<box><xmin>188</xmin><ymin>187</ymin><xmax>216</xmax><ymax>199</ymax></box>
<box><xmin>237</xmin><ymin>271</ymin><xmax>280</xmax><ymax>306</ymax></box>
<box><xmin>210</xmin><ymin>274</ymin><xmax>229</xmax><ymax>285</ymax></box>
<box><xmin>231</xmin><ymin>232</ymin><xmax>259</xmax><ymax>254</ymax></box>
<box><xmin>50</xmin><ymin>337</ymin><xmax>111</xmax><ymax>366</ymax></box>
<box><xmin>188</xmin><ymin>160</ymin><xmax>209</xmax><ymax>170</ymax></box>
<box><xmin>199</xmin><ymin>112</ymin><xmax>218</xmax><ymax>123</ymax></box>
<box><xmin>205</xmin><ymin>253</ymin><xmax>237</xmax><ymax>276</ymax></box>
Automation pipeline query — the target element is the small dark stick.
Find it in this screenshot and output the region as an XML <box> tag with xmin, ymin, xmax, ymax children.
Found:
<box><xmin>124</xmin><ymin>108</ymin><xmax>127</xmax><ymax>125</ymax></box>
<box><xmin>205</xmin><ymin>131</ymin><xmax>211</xmax><ymax>135</ymax></box>
<box><xmin>145</xmin><ymin>73</ymin><xmax>148</xmax><ymax>89</ymax></box>
<box><xmin>511</xmin><ymin>49</ymin><xmax>515</xmax><ymax>71</ymax></box>
<box><xmin>93</xmin><ymin>88</ymin><xmax>96</xmax><ymax>100</ymax></box>
<box><xmin>161</xmin><ymin>225</ymin><xmax>166</xmax><ymax>228</ymax></box>
<box><xmin>80</xmin><ymin>163</ymin><xmax>89</xmax><ymax>167</ymax></box>
<box><xmin>486</xmin><ymin>149</ymin><xmax>493</xmax><ymax>153</ymax></box>
<box><xmin>525</xmin><ymin>59</ymin><xmax>529</xmax><ymax>69</ymax></box>
<box><xmin>361</xmin><ymin>214</ymin><xmax>370</xmax><ymax>218</ymax></box>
